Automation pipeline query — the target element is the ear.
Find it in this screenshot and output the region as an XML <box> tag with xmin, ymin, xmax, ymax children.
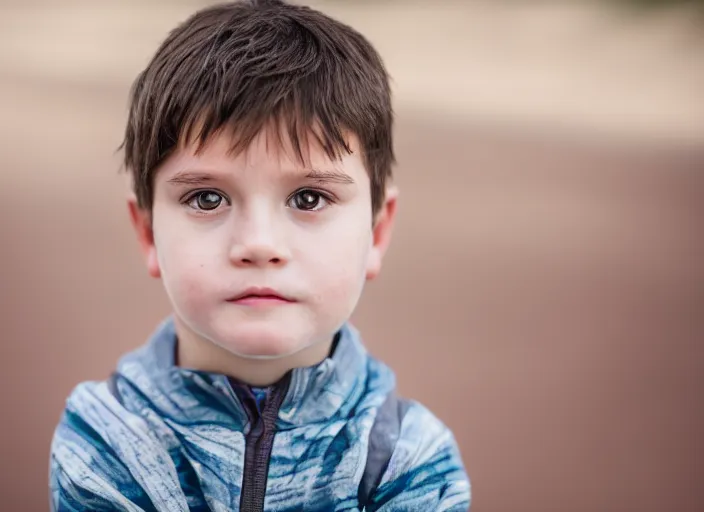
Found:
<box><xmin>127</xmin><ymin>195</ymin><xmax>161</xmax><ymax>278</ymax></box>
<box><xmin>366</xmin><ymin>186</ymin><xmax>399</xmax><ymax>281</ymax></box>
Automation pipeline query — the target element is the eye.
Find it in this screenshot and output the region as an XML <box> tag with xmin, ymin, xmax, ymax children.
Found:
<box><xmin>186</xmin><ymin>190</ymin><xmax>226</xmax><ymax>211</ymax></box>
<box><xmin>288</xmin><ymin>189</ymin><xmax>329</xmax><ymax>212</ymax></box>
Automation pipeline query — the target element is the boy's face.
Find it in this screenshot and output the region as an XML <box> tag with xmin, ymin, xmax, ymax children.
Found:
<box><xmin>129</xmin><ymin>128</ymin><xmax>396</xmax><ymax>360</ymax></box>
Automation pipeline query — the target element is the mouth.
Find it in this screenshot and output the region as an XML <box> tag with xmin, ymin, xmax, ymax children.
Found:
<box><xmin>227</xmin><ymin>287</ymin><xmax>295</xmax><ymax>306</ymax></box>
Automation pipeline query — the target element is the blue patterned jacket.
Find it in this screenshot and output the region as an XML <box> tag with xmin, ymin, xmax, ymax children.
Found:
<box><xmin>50</xmin><ymin>318</ymin><xmax>470</xmax><ymax>511</ymax></box>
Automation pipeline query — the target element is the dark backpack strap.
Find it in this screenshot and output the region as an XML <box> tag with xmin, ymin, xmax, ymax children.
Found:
<box><xmin>107</xmin><ymin>372</ymin><xmax>124</xmax><ymax>405</ymax></box>
<box><xmin>358</xmin><ymin>390</ymin><xmax>411</xmax><ymax>509</ymax></box>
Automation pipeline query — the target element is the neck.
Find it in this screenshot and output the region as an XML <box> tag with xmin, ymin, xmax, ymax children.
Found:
<box><xmin>173</xmin><ymin>319</ymin><xmax>334</xmax><ymax>387</ymax></box>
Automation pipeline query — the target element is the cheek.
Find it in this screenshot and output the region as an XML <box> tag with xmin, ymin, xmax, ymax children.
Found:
<box><xmin>303</xmin><ymin>222</ymin><xmax>371</xmax><ymax>306</ymax></box>
<box><xmin>153</xmin><ymin>218</ymin><xmax>222</xmax><ymax>309</ymax></box>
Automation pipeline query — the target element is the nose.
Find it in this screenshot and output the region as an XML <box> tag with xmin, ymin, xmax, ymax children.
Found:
<box><xmin>228</xmin><ymin>204</ymin><xmax>290</xmax><ymax>268</ymax></box>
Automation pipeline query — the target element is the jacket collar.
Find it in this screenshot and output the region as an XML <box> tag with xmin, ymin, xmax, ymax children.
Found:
<box><xmin>117</xmin><ymin>317</ymin><xmax>375</xmax><ymax>427</ymax></box>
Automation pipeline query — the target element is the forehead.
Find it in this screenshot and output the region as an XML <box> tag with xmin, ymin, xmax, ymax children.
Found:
<box><xmin>156</xmin><ymin>125</ymin><xmax>366</xmax><ymax>181</ymax></box>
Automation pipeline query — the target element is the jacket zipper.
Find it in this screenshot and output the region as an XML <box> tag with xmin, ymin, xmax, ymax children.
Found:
<box><xmin>237</xmin><ymin>374</ymin><xmax>291</xmax><ymax>512</ymax></box>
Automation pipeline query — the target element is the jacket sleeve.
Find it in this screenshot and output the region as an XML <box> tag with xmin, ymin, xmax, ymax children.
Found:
<box><xmin>366</xmin><ymin>403</ymin><xmax>471</xmax><ymax>512</ymax></box>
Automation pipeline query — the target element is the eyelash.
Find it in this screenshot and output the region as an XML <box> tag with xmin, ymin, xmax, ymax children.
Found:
<box><xmin>181</xmin><ymin>188</ymin><xmax>336</xmax><ymax>213</ymax></box>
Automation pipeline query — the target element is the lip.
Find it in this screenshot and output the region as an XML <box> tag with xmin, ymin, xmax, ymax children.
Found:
<box><xmin>227</xmin><ymin>287</ymin><xmax>295</xmax><ymax>305</ymax></box>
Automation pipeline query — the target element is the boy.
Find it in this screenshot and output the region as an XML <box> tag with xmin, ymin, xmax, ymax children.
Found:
<box><xmin>49</xmin><ymin>1</ymin><xmax>470</xmax><ymax>510</ymax></box>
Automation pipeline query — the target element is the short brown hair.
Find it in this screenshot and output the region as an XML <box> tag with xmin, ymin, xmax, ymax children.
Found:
<box><xmin>122</xmin><ymin>0</ymin><xmax>394</xmax><ymax>214</ymax></box>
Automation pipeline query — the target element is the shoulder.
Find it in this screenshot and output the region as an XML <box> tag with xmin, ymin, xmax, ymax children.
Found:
<box><xmin>395</xmin><ymin>400</ymin><xmax>462</xmax><ymax>461</ymax></box>
<box><xmin>52</xmin><ymin>379</ymin><xmax>160</xmax><ymax>461</ymax></box>
<box><xmin>373</xmin><ymin>399</ymin><xmax>471</xmax><ymax>511</ymax></box>
<box><xmin>52</xmin><ymin>379</ymin><xmax>126</xmax><ymax>459</ymax></box>
<box><xmin>50</xmin><ymin>381</ymin><xmax>147</xmax><ymax>510</ymax></box>
<box><xmin>50</xmin><ymin>380</ymin><xmax>186</xmax><ymax>511</ymax></box>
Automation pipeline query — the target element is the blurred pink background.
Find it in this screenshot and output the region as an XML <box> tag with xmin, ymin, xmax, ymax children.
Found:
<box><xmin>1</xmin><ymin>1</ymin><xmax>703</xmax><ymax>511</ymax></box>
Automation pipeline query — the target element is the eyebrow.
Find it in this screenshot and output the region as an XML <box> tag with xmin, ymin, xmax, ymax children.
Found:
<box><xmin>167</xmin><ymin>168</ymin><xmax>355</xmax><ymax>186</ymax></box>
<box><xmin>305</xmin><ymin>168</ymin><xmax>355</xmax><ymax>185</ymax></box>
<box><xmin>166</xmin><ymin>171</ymin><xmax>218</xmax><ymax>186</ymax></box>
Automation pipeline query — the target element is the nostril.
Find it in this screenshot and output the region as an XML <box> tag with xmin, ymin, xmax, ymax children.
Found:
<box><xmin>270</xmin><ymin>258</ymin><xmax>281</xmax><ymax>264</ymax></box>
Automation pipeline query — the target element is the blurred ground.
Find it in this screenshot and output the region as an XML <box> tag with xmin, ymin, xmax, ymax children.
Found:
<box><xmin>0</xmin><ymin>1</ymin><xmax>703</xmax><ymax>511</ymax></box>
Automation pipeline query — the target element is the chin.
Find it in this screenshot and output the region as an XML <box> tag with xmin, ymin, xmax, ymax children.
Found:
<box><xmin>216</xmin><ymin>323</ymin><xmax>306</xmax><ymax>359</ymax></box>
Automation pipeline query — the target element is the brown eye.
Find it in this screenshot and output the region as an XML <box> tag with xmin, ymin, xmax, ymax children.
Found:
<box><xmin>290</xmin><ymin>190</ymin><xmax>327</xmax><ymax>211</ymax></box>
<box><xmin>188</xmin><ymin>191</ymin><xmax>223</xmax><ymax>211</ymax></box>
